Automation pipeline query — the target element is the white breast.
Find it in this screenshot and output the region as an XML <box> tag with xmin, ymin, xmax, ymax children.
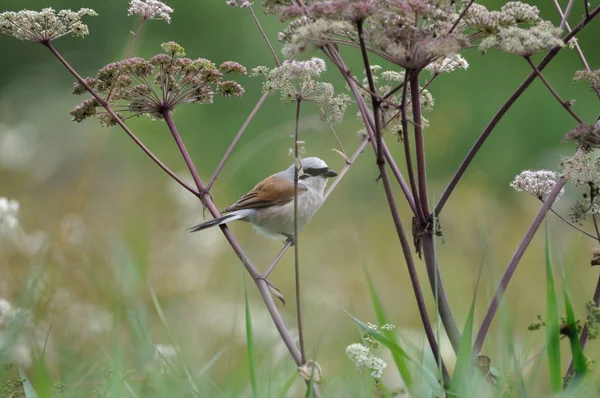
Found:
<box><xmin>250</xmin><ymin>188</ymin><xmax>324</xmax><ymax>239</ymax></box>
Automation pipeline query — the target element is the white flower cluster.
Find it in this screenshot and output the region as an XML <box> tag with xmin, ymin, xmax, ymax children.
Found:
<box><xmin>561</xmin><ymin>152</ymin><xmax>600</xmax><ymax>187</ymax></box>
<box><xmin>128</xmin><ymin>0</ymin><xmax>173</xmax><ymax>24</ymax></box>
<box><xmin>346</xmin><ymin>343</ymin><xmax>388</xmax><ymax>379</ymax></box>
<box><xmin>0</xmin><ymin>197</ymin><xmax>19</xmax><ymax>233</ymax></box>
<box><xmin>0</xmin><ymin>8</ymin><xmax>97</xmax><ymax>42</ymax></box>
<box><xmin>510</xmin><ymin>170</ymin><xmax>564</xmax><ymax>200</ymax></box>
<box><xmin>480</xmin><ymin>21</ymin><xmax>563</xmax><ymax>56</ymax></box>
<box><xmin>425</xmin><ymin>54</ymin><xmax>469</xmax><ymax>74</ymax></box>
<box><xmin>251</xmin><ymin>58</ymin><xmax>350</xmax><ymax>124</ymax></box>
<box><xmin>226</xmin><ymin>0</ymin><xmax>253</xmax><ymax>7</ymax></box>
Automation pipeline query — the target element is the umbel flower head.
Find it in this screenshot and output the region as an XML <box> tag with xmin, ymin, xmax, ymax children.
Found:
<box><xmin>269</xmin><ymin>1</ymin><xmax>562</xmax><ymax>68</ymax></box>
<box><xmin>128</xmin><ymin>0</ymin><xmax>173</xmax><ymax>23</ymax></box>
<box><xmin>0</xmin><ymin>8</ymin><xmax>97</xmax><ymax>42</ymax></box>
<box><xmin>70</xmin><ymin>42</ymin><xmax>246</xmax><ymax>125</ymax></box>
<box><xmin>510</xmin><ymin>170</ymin><xmax>564</xmax><ymax>200</ymax></box>
<box><xmin>251</xmin><ymin>57</ymin><xmax>350</xmax><ymax>124</ymax></box>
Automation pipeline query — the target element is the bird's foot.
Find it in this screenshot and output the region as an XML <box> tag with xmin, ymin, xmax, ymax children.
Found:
<box><xmin>282</xmin><ymin>233</ymin><xmax>296</xmax><ymax>246</ymax></box>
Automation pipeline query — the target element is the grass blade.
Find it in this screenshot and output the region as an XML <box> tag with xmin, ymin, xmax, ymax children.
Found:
<box><xmin>244</xmin><ymin>284</ymin><xmax>259</xmax><ymax>398</ymax></box>
<box><xmin>558</xmin><ymin>253</ymin><xmax>587</xmax><ymax>383</ymax></box>
<box><xmin>544</xmin><ymin>225</ymin><xmax>562</xmax><ymax>393</ymax></box>
<box><xmin>363</xmin><ymin>265</ymin><xmax>413</xmax><ymax>390</ymax></box>
<box><xmin>448</xmin><ymin>278</ymin><xmax>478</xmax><ymax>396</ymax></box>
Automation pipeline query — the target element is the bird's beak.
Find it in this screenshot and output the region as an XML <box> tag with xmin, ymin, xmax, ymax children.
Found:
<box><xmin>323</xmin><ymin>168</ymin><xmax>338</xmax><ymax>178</ymax></box>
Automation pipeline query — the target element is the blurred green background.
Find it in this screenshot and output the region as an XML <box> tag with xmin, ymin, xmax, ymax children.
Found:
<box><xmin>1</xmin><ymin>0</ymin><xmax>600</xmax><ymax>396</ymax></box>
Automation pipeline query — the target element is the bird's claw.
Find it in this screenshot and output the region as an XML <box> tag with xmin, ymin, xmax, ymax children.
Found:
<box><xmin>283</xmin><ymin>234</ymin><xmax>296</xmax><ymax>246</ymax></box>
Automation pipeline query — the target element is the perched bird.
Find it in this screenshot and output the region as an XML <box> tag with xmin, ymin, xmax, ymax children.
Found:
<box><xmin>190</xmin><ymin>157</ymin><xmax>337</xmax><ymax>240</ymax></box>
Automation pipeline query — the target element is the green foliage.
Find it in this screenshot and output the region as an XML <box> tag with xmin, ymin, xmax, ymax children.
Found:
<box><xmin>544</xmin><ymin>226</ymin><xmax>562</xmax><ymax>394</ymax></box>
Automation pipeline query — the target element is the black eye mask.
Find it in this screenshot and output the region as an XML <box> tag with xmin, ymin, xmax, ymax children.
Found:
<box><xmin>299</xmin><ymin>167</ymin><xmax>337</xmax><ymax>179</ymax></box>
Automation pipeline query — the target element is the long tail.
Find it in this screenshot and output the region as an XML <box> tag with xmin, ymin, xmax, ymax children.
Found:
<box><xmin>189</xmin><ymin>210</ymin><xmax>251</xmax><ymax>232</ymax></box>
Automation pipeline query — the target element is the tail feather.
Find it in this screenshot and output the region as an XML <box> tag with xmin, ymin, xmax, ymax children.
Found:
<box><xmin>189</xmin><ymin>210</ymin><xmax>251</xmax><ymax>232</ymax></box>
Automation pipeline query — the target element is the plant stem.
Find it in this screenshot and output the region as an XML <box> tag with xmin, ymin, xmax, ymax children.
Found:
<box><xmin>324</xmin><ymin>46</ymin><xmax>417</xmax><ymax>215</ymax></box>
<box><xmin>355</xmin><ymin>19</ymin><xmax>455</xmax><ymax>366</ymax></box>
<box><xmin>421</xmin><ymin>234</ymin><xmax>461</xmax><ymax>353</ymax></box>
<box><xmin>410</xmin><ymin>71</ymin><xmax>431</xmax><ymax>217</ymax></box>
<box><xmin>44</xmin><ymin>41</ymin><xmax>198</xmax><ymax>197</ymax></box>
<box><xmin>547</xmin><ymin>206</ymin><xmax>598</xmax><ymax>241</ymax></box>
<box><xmin>559</xmin><ymin>0</ymin><xmax>576</xmax><ymax>30</ymax></box>
<box><xmin>473</xmin><ymin>176</ymin><xmax>568</xmax><ymax>354</ymax></box>
<box><xmin>106</xmin><ymin>18</ymin><xmax>146</xmax><ymax>102</ymax></box>
<box><xmin>449</xmin><ymin>0</ymin><xmax>475</xmax><ymax>34</ymax></box>
<box><xmin>206</xmin><ymin>92</ymin><xmax>269</xmax><ymax>191</ymax></box>
<box><xmin>379</xmin><ymin>165</ymin><xmax>451</xmax><ymax>385</ymax></box>
<box><xmin>524</xmin><ymin>56</ymin><xmax>583</xmax><ymax>123</ymax></box>
<box><xmin>357</xmin><ymin>21</ymin><xmax>383</xmax><ymax>166</ymax></box>
<box><xmin>552</xmin><ymin>0</ymin><xmax>600</xmax><ymax>100</ymax></box>
<box><xmin>248</xmin><ymin>5</ymin><xmax>281</xmax><ymax>67</ymax></box>
<box><xmin>400</xmin><ymin>72</ymin><xmax>425</xmax><ymax>223</ymax></box>
<box><xmin>293</xmin><ymin>98</ymin><xmax>306</xmax><ymax>364</ymax></box>
<box><xmin>434</xmin><ymin>6</ymin><xmax>600</xmax><ymax>216</ymax></box>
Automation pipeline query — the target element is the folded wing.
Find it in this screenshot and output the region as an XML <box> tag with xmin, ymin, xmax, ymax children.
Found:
<box><xmin>223</xmin><ymin>175</ymin><xmax>307</xmax><ymax>212</ymax></box>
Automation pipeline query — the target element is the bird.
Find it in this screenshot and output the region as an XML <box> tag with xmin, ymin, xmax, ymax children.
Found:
<box><xmin>190</xmin><ymin>157</ymin><xmax>337</xmax><ymax>241</ymax></box>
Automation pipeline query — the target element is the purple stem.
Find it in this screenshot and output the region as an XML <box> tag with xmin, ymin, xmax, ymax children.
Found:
<box><xmin>206</xmin><ymin>92</ymin><xmax>269</xmax><ymax>191</ymax></box>
<box><xmin>293</xmin><ymin>99</ymin><xmax>306</xmax><ymax>364</ymax></box>
<box><xmin>324</xmin><ymin>47</ymin><xmax>417</xmax><ymax>215</ymax></box>
<box><xmin>378</xmin><ymin>164</ymin><xmax>451</xmax><ymax>384</ymax></box>
<box><xmin>44</xmin><ymin>41</ymin><xmax>198</xmax><ymax>197</ymax></box>
<box><xmin>399</xmin><ymin>72</ymin><xmax>425</xmax><ymax>222</ymax></box>
<box><xmin>410</xmin><ymin>71</ymin><xmax>431</xmax><ymax>217</ymax></box>
<box><xmin>473</xmin><ymin>176</ymin><xmax>568</xmax><ymax>353</ymax></box>
<box><xmin>524</xmin><ymin>56</ymin><xmax>583</xmax><ymax>123</ymax></box>
<box><xmin>449</xmin><ymin>0</ymin><xmax>475</xmax><ymax>34</ymax></box>
<box><xmin>434</xmin><ymin>6</ymin><xmax>600</xmax><ymax>216</ymax></box>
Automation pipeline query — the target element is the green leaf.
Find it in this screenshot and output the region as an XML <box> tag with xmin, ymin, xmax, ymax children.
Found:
<box><xmin>558</xmin><ymin>252</ymin><xmax>587</xmax><ymax>384</ymax></box>
<box><xmin>244</xmin><ymin>284</ymin><xmax>259</xmax><ymax>398</ymax></box>
<box><xmin>544</xmin><ymin>225</ymin><xmax>562</xmax><ymax>393</ymax></box>
<box><xmin>18</xmin><ymin>367</ymin><xmax>39</xmax><ymax>398</ymax></box>
<box><xmin>363</xmin><ymin>265</ymin><xmax>413</xmax><ymax>390</ymax></box>
<box><xmin>448</xmin><ymin>279</ymin><xmax>477</xmax><ymax>396</ymax></box>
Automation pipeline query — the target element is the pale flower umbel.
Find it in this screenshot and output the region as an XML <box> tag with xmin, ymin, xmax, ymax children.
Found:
<box><xmin>510</xmin><ymin>170</ymin><xmax>565</xmax><ymax>200</ymax></box>
<box><xmin>226</xmin><ymin>0</ymin><xmax>253</xmax><ymax>7</ymax></box>
<box><xmin>128</xmin><ymin>0</ymin><xmax>173</xmax><ymax>23</ymax></box>
<box><xmin>425</xmin><ymin>54</ymin><xmax>469</xmax><ymax>74</ymax></box>
<box><xmin>0</xmin><ymin>197</ymin><xmax>19</xmax><ymax>233</ymax></box>
<box><xmin>345</xmin><ymin>343</ymin><xmax>388</xmax><ymax>379</ymax></box>
<box><xmin>0</xmin><ymin>8</ymin><xmax>97</xmax><ymax>42</ymax></box>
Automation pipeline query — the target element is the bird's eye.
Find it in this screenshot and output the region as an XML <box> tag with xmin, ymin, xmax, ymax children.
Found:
<box><xmin>299</xmin><ymin>174</ymin><xmax>310</xmax><ymax>180</ymax></box>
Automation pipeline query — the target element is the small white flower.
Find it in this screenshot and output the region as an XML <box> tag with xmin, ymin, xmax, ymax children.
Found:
<box><xmin>0</xmin><ymin>197</ymin><xmax>20</xmax><ymax>233</ymax></box>
<box><xmin>128</xmin><ymin>0</ymin><xmax>173</xmax><ymax>23</ymax></box>
<box><xmin>380</xmin><ymin>324</ymin><xmax>396</xmax><ymax>331</ymax></box>
<box><xmin>226</xmin><ymin>0</ymin><xmax>253</xmax><ymax>7</ymax></box>
<box><xmin>425</xmin><ymin>54</ymin><xmax>469</xmax><ymax>74</ymax></box>
<box><xmin>346</xmin><ymin>343</ymin><xmax>387</xmax><ymax>380</ymax></box>
<box><xmin>510</xmin><ymin>170</ymin><xmax>564</xmax><ymax>200</ymax></box>
<box><xmin>366</xmin><ymin>356</ymin><xmax>387</xmax><ymax>379</ymax></box>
